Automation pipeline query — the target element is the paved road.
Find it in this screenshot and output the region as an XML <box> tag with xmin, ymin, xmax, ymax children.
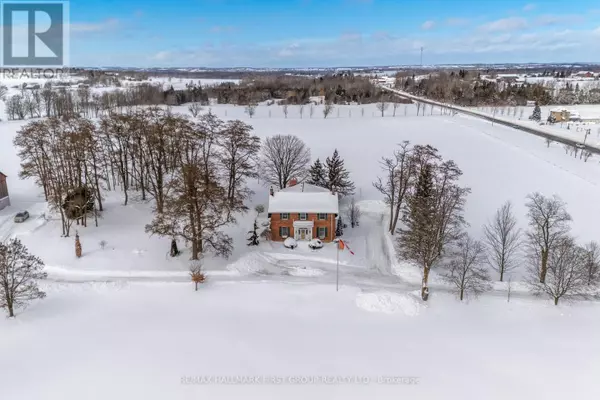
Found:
<box><xmin>380</xmin><ymin>86</ymin><xmax>600</xmax><ymax>155</ymax></box>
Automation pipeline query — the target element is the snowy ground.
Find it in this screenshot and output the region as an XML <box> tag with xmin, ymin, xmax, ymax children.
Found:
<box><xmin>1</xmin><ymin>281</ymin><xmax>599</xmax><ymax>400</ymax></box>
<box><xmin>2</xmin><ymin>99</ymin><xmax>600</xmax><ymax>398</ymax></box>
<box><xmin>128</xmin><ymin>76</ymin><xmax>241</xmax><ymax>90</ymax></box>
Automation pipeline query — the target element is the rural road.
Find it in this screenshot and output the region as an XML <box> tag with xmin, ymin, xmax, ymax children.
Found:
<box><xmin>381</xmin><ymin>86</ymin><xmax>600</xmax><ymax>155</ymax></box>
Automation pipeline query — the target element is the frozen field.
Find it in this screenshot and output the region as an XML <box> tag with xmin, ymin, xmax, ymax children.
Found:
<box><xmin>2</xmin><ymin>101</ymin><xmax>600</xmax><ymax>399</ymax></box>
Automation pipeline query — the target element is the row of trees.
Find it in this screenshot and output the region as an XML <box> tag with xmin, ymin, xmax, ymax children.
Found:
<box><xmin>14</xmin><ymin>108</ymin><xmax>262</xmax><ymax>261</ymax></box>
<box><xmin>4</xmin><ymin>82</ymin><xmax>173</xmax><ymax>121</ymax></box>
<box><xmin>398</xmin><ymin>73</ymin><xmax>553</xmax><ymax>106</ymax></box>
<box><xmin>375</xmin><ymin>142</ymin><xmax>599</xmax><ymax>304</ymax></box>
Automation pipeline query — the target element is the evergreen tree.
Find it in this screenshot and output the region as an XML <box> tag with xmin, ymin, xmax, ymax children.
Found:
<box><xmin>336</xmin><ymin>217</ymin><xmax>344</xmax><ymax>237</ymax></box>
<box><xmin>530</xmin><ymin>103</ymin><xmax>541</xmax><ymax>122</ymax></box>
<box><xmin>247</xmin><ymin>220</ymin><xmax>260</xmax><ymax>246</ymax></box>
<box><xmin>308</xmin><ymin>158</ymin><xmax>327</xmax><ymax>187</ymax></box>
<box><xmin>399</xmin><ymin>148</ymin><xmax>469</xmax><ymax>301</ymax></box>
<box><xmin>325</xmin><ymin>149</ymin><xmax>355</xmax><ymax>196</ymax></box>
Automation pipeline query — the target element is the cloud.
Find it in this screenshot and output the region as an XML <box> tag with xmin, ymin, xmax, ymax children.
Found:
<box><xmin>151</xmin><ymin>51</ymin><xmax>171</xmax><ymax>61</ymax></box>
<box><xmin>278</xmin><ymin>43</ymin><xmax>301</xmax><ymax>57</ymax></box>
<box><xmin>371</xmin><ymin>31</ymin><xmax>394</xmax><ymax>41</ymax></box>
<box><xmin>70</xmin><ymin>18</ymin><xmax>119</xmax><ymax>33</ymax></box>
<box><xmin>445</xmin><ymin>18</ymin><xmax>469</xmax><ymax>27</ymax></box>
<box><xmin>479</xmin><ymin>17</ymin><xmax>527</xmax><ymax>32</ymax></box>
<box><xmin>421</xmin><ymin>20</ymin><xmax>435</xmax><ymax>30</ymax></box>
<box><xmin>210</xmin><ymin>25</ymin><xmax>237</xmax><ymax>33</ymax></box>
<box><xmin>340</xmin><ymin>32</ymin><xmax>362</xmax><ymax>42</ymax></box>
<box><xmin>523</xmin><ymin>3</ymin><xmax>536</xmax><ymax>11</ymax></box>
<box><xmin>535</xmin><ymin>14</ymin><xmax>584</xmax><ymax>26</ymax></box>
<box><xmin>103</xmin><ymin>24</ymin><xmax>600</xmax><ymax>68</ymax></box>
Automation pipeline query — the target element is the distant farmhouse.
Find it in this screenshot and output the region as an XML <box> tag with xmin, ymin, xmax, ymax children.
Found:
<box><xmin>0</xmin><ymin>171</ymin><xmax>10</xmax><ymax>211</ymax></box>
<box><xmin>268</xmin><ymin>180</ymin><xmax>339</xmax><ymax>242</ymax></box>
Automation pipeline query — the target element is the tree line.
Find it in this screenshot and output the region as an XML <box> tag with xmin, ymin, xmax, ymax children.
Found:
<box><xmin>375</xmin><ymin>142</ymin><xmax>600</xmax><ymax>304</ymax></box>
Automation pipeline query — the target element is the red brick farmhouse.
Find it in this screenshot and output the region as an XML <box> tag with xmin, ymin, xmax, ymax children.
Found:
<box><xmin>0</xmin><ymin>171</ymin><xmax>10</xmax><ymax>211</ymax></box>
<box><xmin>268</xmin><ymin>181</ymin><xmax>339</xmax><ymax>243</ymax></box>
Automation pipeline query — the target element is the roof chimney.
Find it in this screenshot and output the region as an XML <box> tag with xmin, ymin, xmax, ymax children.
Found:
<box><xmin>288</xmin><ymin>178</ymin><xmax>298</xmax><ymax>187</ymax></box>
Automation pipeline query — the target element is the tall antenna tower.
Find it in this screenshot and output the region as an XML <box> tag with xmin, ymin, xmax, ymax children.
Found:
<box><xmin>420</xmin><ymin>47</ymin><xmax>424</xmax><ymax>67</ymax></box>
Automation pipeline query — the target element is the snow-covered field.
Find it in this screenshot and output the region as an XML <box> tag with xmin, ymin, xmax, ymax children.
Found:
<box><xmin>2</xmin><ymin>98</ymin><xmax>600</xmax><ymax>398</ymax></box>
<box><xmin>126</xmin><ymin>76</ymin><xmax>241</xmax><ymax>90</ymax></box>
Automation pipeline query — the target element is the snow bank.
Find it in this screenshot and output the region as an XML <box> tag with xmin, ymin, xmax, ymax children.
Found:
<box><xmin>356</xmin><ymin>291</ymin><xmax>422</xmax><ymax>316</ymax></box>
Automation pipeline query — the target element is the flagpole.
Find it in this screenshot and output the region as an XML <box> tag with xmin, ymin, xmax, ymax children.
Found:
<box><xmin>336</xmin><ymin>242</ymin><xmax>339</xmax><ymax>292</ymax></box>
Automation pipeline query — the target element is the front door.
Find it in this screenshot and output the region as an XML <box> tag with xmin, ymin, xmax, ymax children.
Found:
<box><xmin>299</xmin><ymin>228</ymin><xmax>308</xmax><ymax>240</ymax></box>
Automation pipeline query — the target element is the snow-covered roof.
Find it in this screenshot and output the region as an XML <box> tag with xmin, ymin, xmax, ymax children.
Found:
<box><xmin>268</xmin><ymin>186</ymin><xmax>339</xmax><ymax>214</ymax></box>
<box><xmin>280</xmin><ymin>183</ymin><xmax>330</xmax><ymax>193</ymax></box>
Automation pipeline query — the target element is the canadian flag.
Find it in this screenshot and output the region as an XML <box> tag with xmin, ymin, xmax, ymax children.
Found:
<box><xmin>338</xmin><ymin>239</ymin><xmax>355</xmax><ymax>255</ymax></box>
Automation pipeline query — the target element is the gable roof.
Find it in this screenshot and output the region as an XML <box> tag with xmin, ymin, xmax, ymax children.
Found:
<box><xmin>280</xmin><ymin>183</ymin><xmax>330</xmax><ymax>193</ymax></box>
<box><xmin>0</xmin><ymin>171</ymin><xmax>6</xmax><ymax>178</ymax></box>
<box><xmin>268</xmin><ymin>185</ymin><xmax>339</xmax><ymax>214</ymax></box>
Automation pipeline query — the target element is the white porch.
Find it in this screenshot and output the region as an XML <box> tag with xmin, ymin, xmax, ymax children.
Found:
<box><xmin>293</xmin><ymin>221</ymin><xmax>314</xmax><ymax>241</ymax></box>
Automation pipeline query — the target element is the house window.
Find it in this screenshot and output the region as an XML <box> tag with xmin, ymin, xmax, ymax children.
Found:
<box><xmin>318</xmin><ymin>213</ymin><xmax>327</xmax><ymax>220</ymax></box>
<box><xmin>318</xmin><ymin>227</ymin><xmax>327</xmax><ymax>240</ymax></box>
<box><xmin>299</xmin><ymin>213</ymin><xmax>307</xmax><ymax>221</ymax></box>
<box><xmin>281</xmin><ymin>213</ymin><xmax>289</xmax><ymax>220</ymax></box>
<box><xmin>280</xmin><ymin>227</ymin><xmax>290</xmax><ymax>238</ymax></box>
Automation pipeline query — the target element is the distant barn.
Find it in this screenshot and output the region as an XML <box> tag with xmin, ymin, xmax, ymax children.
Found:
<box><xmin>0</xmin><ymin>171</ymin><xmax>9</xmax><ymax>211</ymax></box>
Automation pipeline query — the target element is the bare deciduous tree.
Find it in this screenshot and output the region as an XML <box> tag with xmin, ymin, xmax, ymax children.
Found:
<box><xmin>282</xmin><ymin>103</ymin><xmax>289</xmax><ymax>118</ymax></box>
<box><xmin>219</xmin><ymin>119</ymin><xmax>261</xmax><ymax>209</ymax></box>
<box><xmin>346</xmin><ymin>197</ymin><xmax>361</xmax><ymax>228</ymax></box>
<box><xmin>299</xmin><ymin>104</ymin><xmax>305</xmax><ymax>119</ymax></box>
<box><xmin>188</xmin><ymin>102</ymin><xmax>203</xmax><ymax>118</ymax></box>
<box><xmin>443</xmin><ymin>235</ymin><xmax>491</xmax><ymax>300</ymax></box>
<box><xmin>526</xmin><ymin>193</ymin><xmax>572</xmax><ymax>284</ymax></box>
<box><xmin>245</xmin><ymin>103</ymin><xmax>257</xmax><ymax>118</ymax></box>
<box><xmin>528</xmin><ymin>236</ymin><xmax>587</xmax><ymax>305</ymax></box>
<box><xmin>260</xmin><ymin>135</ymin><xmax>311</xmax><ymax>189</ymax></box>
<box><xmin>483</xmin><ymin>201</ymin><xmax>522</xmax><ymax>281</ymax></box>
<box><xmin>0</xmin><ymin>238</ymin><xmax>47</xmax><ymax>317</ymax></box>
<box><xmin>392</xmin><ymin>101</ymin><xmax>400</xmax><ymax>116</ymax></box>
<box><xmin>376</xmin><ymin>96</ymin><xmax>389</xmax><ymax>117</ymax></box>
<box><xmin>583</xmin><ymin>241</ymin><xmax>600</xmax><ymax>286</ymax></box>
<box><xmin>323</xmin><ymin>102</ymin><xmax>334</xmax><ymax>119</ymax></box>
<box><xmin>373</xmin><ymin>141</ymin><xmax>414</xmax><ymax>234</ymax></box>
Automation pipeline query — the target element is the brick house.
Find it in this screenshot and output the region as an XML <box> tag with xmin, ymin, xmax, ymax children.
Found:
<box><xmin>0</xmin><ymin>171</ymin><xmax>10</xmax><ymax>211</ymax></box>
<box><xmin>268</xmin><ymin>181</ymin><xmax>339</xmax><ymax>242</ymax></box>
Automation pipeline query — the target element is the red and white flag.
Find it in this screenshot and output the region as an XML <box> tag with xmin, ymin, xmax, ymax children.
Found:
<box><xmin>338</xmin><ymin>239</ymin><xmax>355</xmax><ymax>255</ymax></box>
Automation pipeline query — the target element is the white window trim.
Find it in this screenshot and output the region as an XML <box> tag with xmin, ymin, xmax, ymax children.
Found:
<box><xmin>281</xmin><ymin>227</ymin><xmax>290</xmax><ymax>238</ymax></box>
<box><xmin>318</xmin><ymin>227</ymin><xmax>326</xmax><ymax>239</ymax></box>
<box><xmin>299</xmin><ymin>213</ymin><xmax>308</xmax><ymax>221</ymax></box>
<box><xmin>281</xmin><ymin>213</ymin><xmax>289</xmax><ymax>220</ymax></box>
<box><xmin>318</xmin><ymin>213</ymin><xmax>327</xmax><ymax>220</ymax></box>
